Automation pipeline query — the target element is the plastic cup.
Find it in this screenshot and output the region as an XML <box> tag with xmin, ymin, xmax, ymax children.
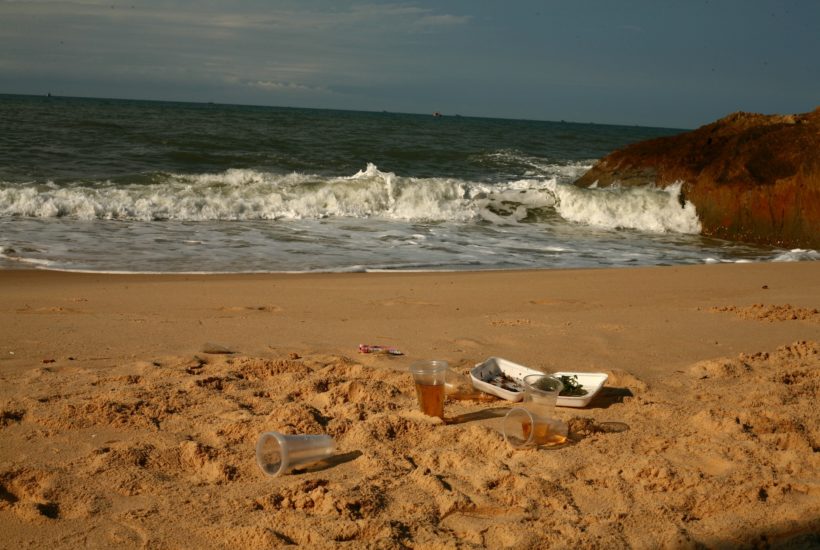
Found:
<box><xmin>255</xmin><ymin>432</ymin><xmax>336</xmax><ymax>477</ymax></box>
<box><xmin>409</xmin><ymin>360</ymin><xmax>448</xmax><ymax>418</ymax></box>
<box><xmin>502</xmin><ymin>407</ymin><xmax>568</xmax><ymax>449</ymax></box>
<box><xmin>522</xmin><ymin>374</ymin><xmax>563</xmax><ymax>416</ymax></box>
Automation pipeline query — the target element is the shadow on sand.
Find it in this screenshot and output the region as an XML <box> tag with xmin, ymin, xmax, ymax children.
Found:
<box><xmin>291</xmin><ymin>451</ymin><xmax>363</xmax><ymax>475</ymax></box>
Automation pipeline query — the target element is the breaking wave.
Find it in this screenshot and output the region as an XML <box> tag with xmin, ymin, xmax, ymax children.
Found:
<box><xmin>0</xmin><ymin>163</ymin><xmax>701</xmax><ymax>234</ymax></box>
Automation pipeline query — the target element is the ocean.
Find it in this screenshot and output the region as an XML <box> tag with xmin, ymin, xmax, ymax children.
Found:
<box><xmin>0</xmin><ymin>94</ymin><xmax>812</xmax><ymax>273</ymax></box>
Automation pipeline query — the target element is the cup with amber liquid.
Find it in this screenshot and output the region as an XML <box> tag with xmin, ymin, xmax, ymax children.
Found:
<box><xmin>409</xmin><ymin>360</ymin><xmax>448</xmax><ymax>418</ymax></box>
<box><xmin>502</xmin><ymin>407</ymin><xmax>568</xmax><ymax>448</ymax></box>
<box><xmin>502</xmin><ymin>374</ymin><xmax>567</xmax><ymax>448</ymax></box>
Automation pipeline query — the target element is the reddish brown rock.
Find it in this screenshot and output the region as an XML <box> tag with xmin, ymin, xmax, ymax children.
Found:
<box><xmin>574</xmin><ymin>108</ymin><xmax>820</xmax><ymax>248</ymax></box>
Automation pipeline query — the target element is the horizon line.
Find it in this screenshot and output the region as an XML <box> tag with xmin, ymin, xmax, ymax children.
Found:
<box><xmin>0</xmin><ymin>91</ymin><xmax>690</xmax><ymax>131</ymax></box>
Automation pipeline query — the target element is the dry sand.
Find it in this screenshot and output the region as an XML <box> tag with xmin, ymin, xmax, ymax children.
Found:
<box><xmin>0</xmin><ymin>263</ymin><xmax>818</xmax><ymax>548</ymax></box>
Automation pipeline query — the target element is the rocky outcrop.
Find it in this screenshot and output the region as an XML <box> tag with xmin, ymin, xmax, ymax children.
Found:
<box><xmin>574</xmin><ymin>108</ymin><xmax>820</xmax><ymax>248</ymax></box>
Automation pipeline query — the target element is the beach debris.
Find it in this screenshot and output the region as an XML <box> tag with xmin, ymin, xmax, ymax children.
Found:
<box><xmin>358</xmin><ymin>344</ymin><xmax>403</xmax><ymax>356</ymax></box>
<box><xmin>42</xmin><ymin>358</ymin><xmax>56</xmax><ymax>364</ymax></box>
<box><xmin>256</xmin><ymin>431</ymin><xmax>336</xmax><ymax>477</ymax></box>
<box><xmin>470</xmin><ymin>358</ymin><xmax>536</xmax><ymax>400</ymax></box>
<box><xmin>557</xmin><ymin>374</ymin><xmax>588</xmax><ymax>397</ymax></box>
<box><xmin>486</xmin><ymin>372</ymin><xmax>523</xmax><ymax>393</ymax></box>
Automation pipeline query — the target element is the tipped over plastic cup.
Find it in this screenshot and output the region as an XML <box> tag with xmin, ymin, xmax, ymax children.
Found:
<box><xmin>255</xmin><ymin>432</ymin><xmax>336</xmax><ymax>477</ymax></box>
<box><xmin>502</xmin><ymin>407</ymin><xmax>568</xmax><ymax>449</ymax></box>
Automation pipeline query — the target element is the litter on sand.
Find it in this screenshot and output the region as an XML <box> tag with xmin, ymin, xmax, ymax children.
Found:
<box><xmin>358</xmin><ymin>344</ymin><xmax>403</xmax><ymax>355</ymax></box>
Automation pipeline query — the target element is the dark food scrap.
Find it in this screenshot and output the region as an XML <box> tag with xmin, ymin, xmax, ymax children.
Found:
<box><xmin>485</xmin><ymin>371</ymin><xmax>523</xmax><ymax>392</ymax></box>
<box><xmin>558</xmin><ymin>374</ymin><xmax>588</xmax><ymax>397</ymax></box>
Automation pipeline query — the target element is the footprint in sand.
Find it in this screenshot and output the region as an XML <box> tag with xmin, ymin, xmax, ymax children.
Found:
<box><xmin>178</xmin><ymin>440</ymin><xmax>239</xmax><ymax>483</ymax></box>
<box><xmin>78</xmin><ymin>520</ymin><xmax>149</xmax><ymax>547</ymax></box>
<box><xmin>453</xmin><ymin>338</ymin><xmax>486</xmax><ymax>349</ymax></box>
<box><xmin>529</xmin><ymin>298</ymin><xmax>585</xmax><ymax>306</ymax></box>
<box><xmin>370</xmin><ymin>298</ymin><xmax>438</xmax><ymax>307</ymax></box>
<box><xmin>488</xmin><ymin>318</ymin><xmax>532</xmax><ymax>327</ymax></box>
<box><xmin>0</xmin><ymin>468</ymin><xmax>61</xmax><ymax>522</ymax></box>
<box><xmin>108</xmin><ymin>522</ymin><xmax>149</xmax><ymax>546</ymax></box>
<box><xmin>218</xmin><ymin>305</ymin><xmax>283</xmax><ymax>314</ymax></box>
<box><xmin>194</xmin><ymin>376</ymin><xmax>229</xmax><ymax>391</ymax></box>
<box><xmin>0</xmin><ymin>405</ymin><xmax>25</xmax><ymax>427</ymax></box>
<box><xmin>16</xmin><ymin>306</ymin><xmax>86</xmax><ymax>314</ymax></box>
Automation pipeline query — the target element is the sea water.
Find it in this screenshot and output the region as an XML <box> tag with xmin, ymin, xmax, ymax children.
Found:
<box><xmin>0</xmin><ymin>94</ymin><xmax>813</xmax><ymax>273</ymax></box>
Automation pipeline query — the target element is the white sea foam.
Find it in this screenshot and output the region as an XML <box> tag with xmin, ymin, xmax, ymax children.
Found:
<box><xmin>550</xmin><ymin>181</ymin><xmax>702</xmax><ymax>234</ymax></box>
<box><xmin>0</xmin><ymin>165</ymin><xmax>701</xmax><ymax>234</ymax></box>
<box><xmin>0</xmin><ymin>247</ymin><xmax>54</xmax><ymax>267</ymax></box>
<box><xmin>478</xmin><ymin>150</ymin><xmax>593</xmax><ymax>181</ymax></box>
<box><xmin>773</xmin><ymin>249</ymin><xmax>820</xmax><ymax>262</ymax></box>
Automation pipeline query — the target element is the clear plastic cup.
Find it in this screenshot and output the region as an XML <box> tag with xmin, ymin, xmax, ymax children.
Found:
<box><xmin>522</xmin><ymin>374</ymin><xmax>564</xmax><ymax>416</ymax></box>
<box><xmin>255</xmin><ymin>432</ymin><xmax>336</xmax><ymax>477</ymax></box>
<box><xmin>409</xmin><ymin>360</ymin><xmax>448</xmax><ymax>418</ymax></box>
<box><xmin>502</xmin><ymin>407</ymin><xmax>569</xmax><ymax>449</ymax></box>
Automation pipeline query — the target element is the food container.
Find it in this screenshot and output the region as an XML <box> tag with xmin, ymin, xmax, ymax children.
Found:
<box><xmin>470</xmin><ymin>357</ymin><xmax>608</xmax><ymax>407</ymax></box>
<box><xmin>552</xmin><ymin>371</ymin><xmax>609</xmax><ymax>408</ymax></box>
<box><xmin>470</xmin><ymin>357</ymin><xmax>541</xmax><ymax>402</ymax></box>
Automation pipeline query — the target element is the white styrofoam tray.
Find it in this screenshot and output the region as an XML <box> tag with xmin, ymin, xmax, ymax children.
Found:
<box><xmin>552</xmin><ymin>371</ymin><xmax>609</xmax><ymax>408</ymax></box>
<box><xmin>470</xmin><ymin>357</ymin><xmax>608</xmax><ymax>407</ymax></box>
<box><xmin>470</xmin><ymin>357</ymin><xmax>538</xmax><ymax>402</ymax></box>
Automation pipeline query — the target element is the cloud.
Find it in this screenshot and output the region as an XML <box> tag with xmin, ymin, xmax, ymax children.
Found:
<box><xmin>242</xmin><ymin>79</ymin><xmax>329</xmax><ymax>94</ymax></box>
<box><xmin>0</xmin><ymin>2</ymin><xmax>473</xmax><ymax>44</ymax></box>
<box><xmin>0</xmin><ymin>1</ymin><xmax>474</xmax><ymax>106</ymax></box>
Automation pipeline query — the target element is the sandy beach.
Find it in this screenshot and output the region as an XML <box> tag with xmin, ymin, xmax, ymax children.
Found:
<box><xmin>1</xmin><ymin>263</ymin><xmax>819</xmax><ymax>548</ymax></box>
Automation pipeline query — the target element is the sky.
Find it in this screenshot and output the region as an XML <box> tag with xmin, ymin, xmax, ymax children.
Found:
<box><xmin>1</xmin><ymin>0</ymin><xmax>818</xmax><ymax>128</ymax></box>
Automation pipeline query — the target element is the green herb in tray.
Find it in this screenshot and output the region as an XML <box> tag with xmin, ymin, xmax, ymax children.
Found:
<box><xmin>558</xmin><ymin>375</ymin><xmax>588</xmax><ymax>397</ymax></box>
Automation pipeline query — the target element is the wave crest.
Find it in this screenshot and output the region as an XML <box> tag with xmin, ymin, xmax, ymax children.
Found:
<box><xmin>552</xmin><ymin>181</ymin><xmax>702</xmax><ymax>234</ymax></box>
<box><xmin>0</xmin><ymin>165</ymin><xmax>702</xmax><ymax>234</ymax></box>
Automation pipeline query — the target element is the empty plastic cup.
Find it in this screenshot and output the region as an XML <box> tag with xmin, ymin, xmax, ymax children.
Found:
<box><xmin>522</xmin><ymin>374</ymin><xmax>564</xmax><ymax>416</ymax></box>
<box><xmin>255</xmin><ymin>432</ymin><xmax>336</xmax><ymax>477</ymax></box>
<box><xmin>502</xmin><ymin>407</ymin><xmax>568</xmax><ymax>449</ymax></box>
<box><xmin>409</xmin><ymin>360</ymin><xmax>448</xmax><ymax>418</ymax></box>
